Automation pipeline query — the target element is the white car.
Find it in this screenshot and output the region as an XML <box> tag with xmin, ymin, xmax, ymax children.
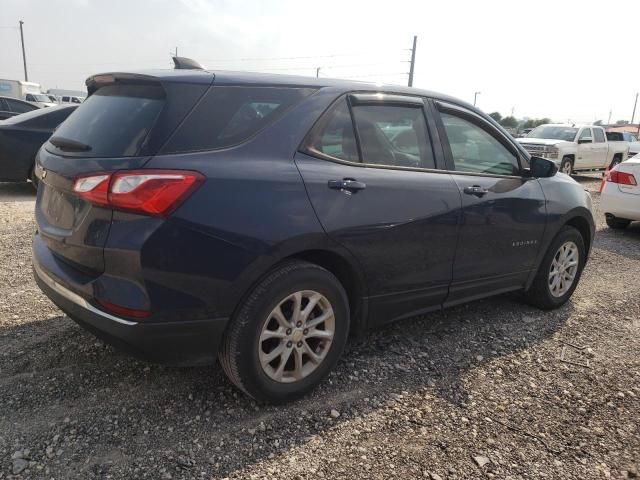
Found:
<box><xmin>601</xmin><ymin>156</ymin><xmax>640</xmax><ymax>229</ymax></box>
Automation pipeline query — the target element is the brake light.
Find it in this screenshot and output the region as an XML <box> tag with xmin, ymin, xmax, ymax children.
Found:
<box><xmin>73</xmin><ymin>170</ymin><xmax>204</xmax><ymax>216</ymax></box>
<box><xmin>606</xmin><ymin>169</ymin><xmax>637</xmax><ymax>186</ymax></box>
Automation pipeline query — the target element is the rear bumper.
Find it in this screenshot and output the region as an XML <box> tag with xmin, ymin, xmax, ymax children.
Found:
<box><xmin>601</xmin><ymin>184</ymin><xmax>640</xmax><ymax>221</ymax></box>
<box><xmin>33</xmin><ymin>246</ymin><xmax>228</xmax><ymax>366</ymax></box>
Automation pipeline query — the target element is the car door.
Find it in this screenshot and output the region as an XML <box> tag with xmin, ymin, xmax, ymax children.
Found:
<box><xmin>575</xmin><ymin>127</ymin><xmax>594</xmax><ymax>169</ymax></box>
<box><xmin>432</xmin><ymin>101</ymin><xmax>547</xmax><ymax>305</ymax></box>
<box><xmin>591</xmin><ymin>127</ymin><xmax>608</xmax><ymax>168</ymax></box>
<box><xmin>295</xmin><ymin>93</ymin><xmax>461</xmax><ymax>326</ymax></box>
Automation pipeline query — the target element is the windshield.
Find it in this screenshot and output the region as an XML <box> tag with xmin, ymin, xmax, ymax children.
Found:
<box><xmin>30</xmin><ymin>94</ymin><xmax>51</xmax><ymax>103</ymax></box>
<box><xmin>527</xmin><ymin>126</ymin><xmax>578</xmax><ymax>141</ymax></box>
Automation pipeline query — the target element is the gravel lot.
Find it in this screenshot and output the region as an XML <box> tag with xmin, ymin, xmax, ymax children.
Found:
<box><xmin>1</xmin><ymin>175</ymin><xmax>638</xmax><ymax>480</ymax></box>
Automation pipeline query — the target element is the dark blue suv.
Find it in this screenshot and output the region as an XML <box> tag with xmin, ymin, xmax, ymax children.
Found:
<box><xmin>33</xmin><ymin>65</ymin><xmax>594</xmax><ymax>403</ymax></box>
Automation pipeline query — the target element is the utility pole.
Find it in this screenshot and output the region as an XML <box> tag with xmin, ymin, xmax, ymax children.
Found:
<box><xmin>316</xmin><ymin>67</ymin><xmax>321</xmax><ymax>78</ymax></box>
<box><xmin>407</xmin><ymin>35</ymin><xmax>417</xmax><ymax>87</ymax></box>
<box><xmin>19</xmin><ymin>20</ymin><xmax>28</xmax><ymax>82</ymax></box>
<box><xmin>607</xmin><ymin>109</ymin><xmax>612</xmax><ymax>125</ymax></box>
<box><xmin>631</xmin><ymin>93</ymin><xmax>638</xmax><ymax>125</ymax></box>
<box><xmin>474</xmin><ymin>91</ymin><xmax>481</xmax><ymax>107</ymax></box>
<box><xmin>174</xmin><ymin>47</ymin><xmax>178</xmax><ymax>57</ymax></box>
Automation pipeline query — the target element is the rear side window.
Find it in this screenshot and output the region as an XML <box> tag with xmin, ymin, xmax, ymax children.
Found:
<box><xmin>50</xmin><ymin>84</ymin><xmax>164</xmax><ymax>157</ymax></box>
<box><xmin>352</xmin><ymin>104</ymin><xmax>435</xmax><ymax>169</ymax></box>
<box><xmin>163</xmin><ymin>86</ymin><xmax>314</xmax><ymax>153</ymax></box>
<box><xmin>7</xmin><ymin>99</ymin><xmax>35</xmax><ymax>113</ymax></box>
<box><xmin>303</xmin><ymin>98</ymin><xmax>359</xmax><ymax>162</ymax></box>
<box><xmin>606</xmin><ymin>132</ymin><xmax>623</xmax><ymax>141</ymax></box>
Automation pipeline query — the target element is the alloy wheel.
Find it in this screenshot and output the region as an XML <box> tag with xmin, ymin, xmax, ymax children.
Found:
<box><xmin>258</xmin><ymin>290</ymin><xmax>335</xmax><ymax>383</ymax></box>
<box><xmin>548</xmin><ymin>241</ymin><xmax>579</xmax><ymax>297</ymax></box>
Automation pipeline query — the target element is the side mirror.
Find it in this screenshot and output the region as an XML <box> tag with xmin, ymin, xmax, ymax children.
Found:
<box><xmin>526</xmin><ymin>156</ymin><xmax>558</xmax><ymax>178</ymax></box>
<box><xmin>578</xmin><ymin>138</ymin><xmax>592</xmax><ymax>144</ymax></box>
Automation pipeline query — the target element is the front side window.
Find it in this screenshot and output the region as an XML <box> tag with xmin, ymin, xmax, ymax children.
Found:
<box><xmin>440</xmin><ymin>112</ymin><xmax>520</xmax><ymax>176</ymax></box>
<box><xmin>578</xmin><ymin>128</ymin><xmax>592</xmax><ymax>141</ymax></box>
<box><xmin>303</xmin><ymin>98</ymin><xmax>359</xmax><ymax>162</ymax></box>
<box><xmin>352</xmin><ymin>104</ymin><xmax>435</xmax><ymax>169</ymax></box>
<box><xmin>593</xmin><ymin>128</ymin><xmax>605</xmax><ymax>143</ymax></box>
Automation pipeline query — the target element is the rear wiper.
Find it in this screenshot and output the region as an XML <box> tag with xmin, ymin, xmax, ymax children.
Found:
<box><xmin>49</xmin><ymin>136</ymin><xmax>92</xmax><ymax>152</ymax></box>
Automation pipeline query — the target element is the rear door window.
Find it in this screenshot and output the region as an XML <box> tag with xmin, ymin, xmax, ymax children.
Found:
<box><xmin>50</xmin><ymin>84</ymin><xmax>165</xmax><ymax>157</ymax></box>
<box><xmin>302</xmin><ymin>97</ymin><xmax>359</xmax><ymax>162</ymax></box>
<box><xmin>352</xmin><ymin>104</ymin><xmax>435</xmax><ymax>169</ymax></box>
<box><xmin>162</xmin><ymin>86</ymin><xmax>314</xmax><ymax>153</ymax></box>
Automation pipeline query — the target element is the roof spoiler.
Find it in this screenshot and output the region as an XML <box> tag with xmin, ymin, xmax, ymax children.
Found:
<box><xmin>172</xmin><ymin>57</ymin><xmax>205</xmax><ymax>70</ymax></box>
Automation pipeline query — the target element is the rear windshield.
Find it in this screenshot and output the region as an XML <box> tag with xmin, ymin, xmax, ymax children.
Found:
<box><xmin>49</xmin><ymin>84</ymin><xmax>165</xmax><ymax>157</ymax></box>
<box><xmin>162</xmin><ymin>86</ymin><xmax>314</xmax><ymax>153</ymax></box>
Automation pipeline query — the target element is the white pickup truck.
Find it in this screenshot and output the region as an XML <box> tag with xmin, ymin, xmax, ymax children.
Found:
<box><xmin>516</xmin><ymin>124</ymin><xmax>629</xmax><ymax>175</ymax></box>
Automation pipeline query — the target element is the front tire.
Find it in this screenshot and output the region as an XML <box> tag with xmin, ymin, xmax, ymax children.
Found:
<box><xmin>524</xmin><ymin>226</ymin><xmax>586</xmax><ymax>310</ymax></box>
<box><xmin>219</xmin><ymin>260</ymin><xmax>350</xmax><ymax>403</ymax></box>
<box><xmin>560</xmin><ymin>157</ymin><xmax>573</xmax><ymax>175</ymax></box>
<box><xmin>606</xmin><ymin>215</ymin><xmax>630</xmax><ymax>229</ymax></box>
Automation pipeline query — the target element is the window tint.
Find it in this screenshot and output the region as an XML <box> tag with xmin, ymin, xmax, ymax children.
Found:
<box><xmin>0</xmin><ymin>98</ymin><xmax>7</xmax><ymax>111</ymax></box>
<box><xmin>163</xmin><ymin>86</ymin><xmax>314</xmax><ymax>153</ymax></box>
<box><xmin>303</xmin><ymin>98</ymin><xmax>359</xmax><ymax>162</ymax></box>
<box><xmin>50</xmin><ymin>84</ymin><xmax>165</xmax><ymax>157</ymax></box>
<box><xmin>593</xmin><ymin>128</ymin><xmax>605</xmax><ymax>143</ymax></box>
<box><xmin>579</xmin><ymin>128</ymin><xmax>592</xmax><ymax>140</ymax></box>
<box><xmin>352</xmin><ymin>104</ymin><xmax>435</xmax><ymax>169</ymax></box>
<box><xmin>7</xmin><ymin>99</ymin><xmax>36</xmax><ymax>113</ymax></box>
<box><xmin>440</xmin><ymin>112</ymin><xmax>520</xmax><ymax>176</ymax></box>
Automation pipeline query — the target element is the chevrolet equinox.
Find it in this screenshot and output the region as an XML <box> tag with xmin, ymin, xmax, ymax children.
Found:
<box><xmin>33</xmin><ymin>63</ymin><xmax>595</xmax><ymax>403</ymax></box>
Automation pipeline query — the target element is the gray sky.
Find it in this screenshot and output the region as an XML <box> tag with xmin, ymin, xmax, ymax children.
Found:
<box><xmin>1</xmin><ymin>0</ymin><xmax>639</xmax><ymax>123</ymax></box>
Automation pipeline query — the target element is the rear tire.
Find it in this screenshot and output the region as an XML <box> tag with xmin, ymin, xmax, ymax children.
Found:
<box><xmin>524</xmin><ymin>226</ymin><xmax>585</xmax><ymax>310</ymax></box>
<box><xmin>560</xmin><ymin>157</ymin><xmax>573</xmax><ymax>175</ymax></box>
<box><xmin>606</xmin><ymin>215</ymin><xmax>630</xmax><ymax>229</ymax></box>
<box><xmin>219</xmin><ymin>260</ymin><xmax>350</xmax><ymax>404</ymax></box>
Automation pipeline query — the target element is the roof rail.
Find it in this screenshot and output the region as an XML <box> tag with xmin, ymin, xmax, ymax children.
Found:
<box><xmin>172</xmin><ymin>57</ymin><xmax>205</xmax><ymax>70</ymax></box>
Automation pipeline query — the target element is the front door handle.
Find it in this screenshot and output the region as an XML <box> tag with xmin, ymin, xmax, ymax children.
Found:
<box><xmin>328</xmin><ymin>178</ymin><xmax>366</xmax><ymax>193</ymax></box>
<box><xmin>463</xmin><ymin>185</ymin><xmax>489</xmax><ymax>197</ymax></box>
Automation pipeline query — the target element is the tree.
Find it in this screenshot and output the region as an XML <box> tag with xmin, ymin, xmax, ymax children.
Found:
<box><xmin>500</xmin><ymin>116</ymin><xmax>518</xmax><ymax>128</ymax></box>
<box><xmin>488</xmin><ymin>111</ymin><xmax>502</xmax><ymax>122</ymax></box>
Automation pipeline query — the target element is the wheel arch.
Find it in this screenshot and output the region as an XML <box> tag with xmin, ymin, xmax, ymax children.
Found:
<box><xmin>285</xmin><ymin>248</ymin><xmax>368</xmax><ymax>336</ymax></box>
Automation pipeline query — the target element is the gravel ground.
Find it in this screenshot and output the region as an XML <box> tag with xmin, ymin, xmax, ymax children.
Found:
<box><xmin>0</xmin><ymin>175</ymin><xmax>638</xmax><ymax>480</ymax></box>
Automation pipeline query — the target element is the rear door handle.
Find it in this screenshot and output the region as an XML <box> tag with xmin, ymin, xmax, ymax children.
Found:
<box><xmin>463</xmin><ymin>185</ymin><xmax>489</xmax><ymax>197</ymax></box>
<box><xmin>328</xmin><ymin>178</ymin><xmax>366</xmax><ymax>192</ymax></box>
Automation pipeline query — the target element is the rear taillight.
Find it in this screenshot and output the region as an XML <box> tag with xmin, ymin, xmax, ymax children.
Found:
<box><xmin>606</xmin><ymin>169</ymin><xmax>637</xmax><ymax>186</ymax></box>
<box><xmin>72</xmin><ymin>170</ymin><xmax>204</xmax><ymax>216</ymax></box>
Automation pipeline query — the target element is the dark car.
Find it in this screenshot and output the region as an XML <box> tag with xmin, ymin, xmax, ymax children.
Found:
<box><xmin>0</xmin><ymin>96</ymin><xmax>39</xmax><ymax>120</ymax></box>
<box><xmin>32</xmin><ymin>66</ymin><xmax>595</xmax><ymax>403</ymax></box>
<box><xmin>0</xmin><ymin>104</ymin><xmax>77</xmax><ymax>186</ymax></box>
